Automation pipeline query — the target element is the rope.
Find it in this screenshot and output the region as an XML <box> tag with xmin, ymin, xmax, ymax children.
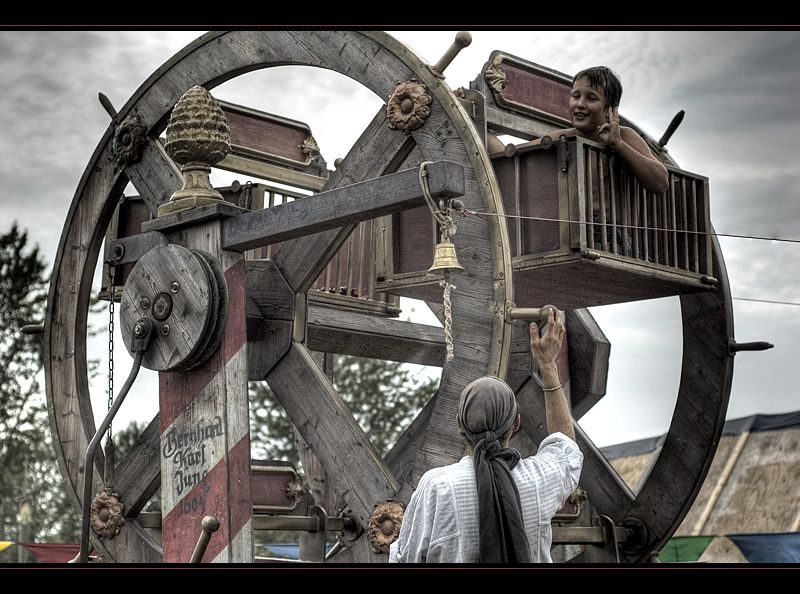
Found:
<box><xmin>420</xmin><ymin>161</ymin><xmax>458</xmax><ymax>364</ymax></box>
<box><xmin>440</xmin><ymin>276</ymin><xmax>455</xmax><ymax>363</ymax></box>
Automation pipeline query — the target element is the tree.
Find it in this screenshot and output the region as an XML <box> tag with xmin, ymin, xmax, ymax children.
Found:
<box><xmin>249</xmin><ymin>354</ymin><xmax>438</xmax><ymax>464</ymax></box>
<box><xmin>0</xmin><ymin>223</ymin><xmax>80</xmax><ymax>562</ymax></box>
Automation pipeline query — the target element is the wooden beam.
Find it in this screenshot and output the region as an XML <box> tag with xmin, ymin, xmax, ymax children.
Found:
<box><xmin>217</xmin><ymin>154</ymin><xmax>327</xmax><ymax>192</ymax></box>
<box><xmin>266</xmin><ymin>342</ymin><xmax>399</xmax><ymax>525</ymax></box>
<box><xmin>115</xmin><ymin>414</ymin><xmax>161</xmax><ymax>518</ymax></box>
<box><xmin>245</xmin><ymin>260</ymin><xmax>295</xmax><ymax>322</ymax></box>
<box><xmin>305</xmin><ymin>305</ymin><xmax>445</xmax><ymax>366</ymax></box>
<box><xmin>223</xmin><ymin>160</ymin><xmax>464</xmax><ymax>253</ymax></box>
<box><xmin>273</xmin><ymin>110</ymin><xmax>415</xmax><ymax>293</ymax></box>
<box><xmin>124</xmin><ymin>138</ymin><xmax>182</xmax><ymax>218</ymax></box>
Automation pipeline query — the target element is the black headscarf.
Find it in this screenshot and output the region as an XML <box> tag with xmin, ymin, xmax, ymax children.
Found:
<box><xmin>457</xmin><ymin>376</ymin><xmax>531</xmax><ymax>563</ymax></box>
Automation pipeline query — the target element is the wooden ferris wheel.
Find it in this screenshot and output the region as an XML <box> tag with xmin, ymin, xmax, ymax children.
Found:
<box><xmin>44</xmin><ymin>31</ymin><xmax>743</xmax><ymax>563</ymax></box>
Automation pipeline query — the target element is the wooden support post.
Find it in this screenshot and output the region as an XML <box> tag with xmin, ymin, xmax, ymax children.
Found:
<box><xmin>145</xmin><ymin>205</ymin><xmax>252</xmax><ymax>563</ymax></box>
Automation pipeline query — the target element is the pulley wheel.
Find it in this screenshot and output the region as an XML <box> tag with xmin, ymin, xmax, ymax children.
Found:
<box><xmin>119</xmin><ymin>244</ymin><xmax>226</xmax><ymax>372</ymax></box>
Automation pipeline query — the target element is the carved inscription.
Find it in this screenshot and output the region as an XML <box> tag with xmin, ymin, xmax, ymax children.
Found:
<box><xmin>162</xmin><ymin>416</ymin><xmax>224</xmax><ymax>497</ymax></box>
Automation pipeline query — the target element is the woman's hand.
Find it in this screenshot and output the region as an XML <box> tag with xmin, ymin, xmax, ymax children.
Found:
<box><xmin>529</xmin><ymin>307</ymin><xmax>566</xmax><ymax>370</ymax></box>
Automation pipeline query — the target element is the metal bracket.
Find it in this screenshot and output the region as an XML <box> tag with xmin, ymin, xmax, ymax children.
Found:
<box><xmin>107</xmin><ymin>231</ymin><xmax>168</xmax><ymax>267</ymax></box>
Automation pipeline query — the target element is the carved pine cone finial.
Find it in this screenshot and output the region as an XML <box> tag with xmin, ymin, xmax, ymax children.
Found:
<box><xmin>165</xmin><ymin>85</ymin><xmax>230</xmax><ymax>166</ymax></box>
<box><xmin>386</xmin><ymin>79</ymin><xmax>432</xmax><ymax>133</ymax></box>
<box><xmin>159</xmin><ymin>86</ymin><xmax>231</xmax><ymax>217</ymax></box>
<box><xmin>367</xmin><ymin>499</ymin><xmax>405</xmax><ymax>554</ymax></box>
<box><xmin>90</xmin><ymin>490</ymin><xmax>125</xmax><ymax>540</ymax></box>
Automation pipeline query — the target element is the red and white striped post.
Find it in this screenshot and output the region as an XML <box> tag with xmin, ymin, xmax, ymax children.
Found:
<box><xmin>152</xmin><ymin>85</ymin><xmax>252</xmax><ymax>562</ymax></box>
<box><xmin>155</xmin><ymin>218</ymin><xmax>252</xmax><ymax>563</ymax></box>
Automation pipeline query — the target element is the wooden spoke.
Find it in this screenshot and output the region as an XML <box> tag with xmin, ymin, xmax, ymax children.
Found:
<box><xmin>272</xmin><ymin>110</ymin><xmax>415</xmax><ymax>292</ymax></box>
<box><xmin>124</xmin><ymin>138</ymin><xmax>181</xmax><ymax>218</ymax></box>
<box><xmin>306</xmin><ymin>306</ymin><xmax>446</xmax><ymax>366</ymax></box>
<box><xmin>384</xmin><ymin>391</ymin><xmax>438</xmax><ymax>482</ymax></box>
<box><xmin>115</xmin><ymin>414</ymin><xmax>161</xmax><ymax>518</ymax></box>
<box><xmin>266</xmin><ymin>342</ymin><xmax>399</xmax><ymax>524</ymax></box>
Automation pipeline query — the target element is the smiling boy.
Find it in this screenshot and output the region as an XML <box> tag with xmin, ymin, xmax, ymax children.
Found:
<box><xmin>488</xmin><ymin>66</ymin><xmax>668</xmax><ymax>194</ymax></box>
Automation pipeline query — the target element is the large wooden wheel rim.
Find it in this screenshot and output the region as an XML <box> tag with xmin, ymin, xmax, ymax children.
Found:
<box><xmin>45</xmin><ymin>31</ymin><xmax>512</xmax><ymax>562</ymax></box>
<box><xmin>45</xmin><ymin>31</ymin><xmax>734</xmax><ymax>563</ymax></box>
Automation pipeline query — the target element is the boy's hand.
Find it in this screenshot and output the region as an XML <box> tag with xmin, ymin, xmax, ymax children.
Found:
<box><xmin>597</xmin><ymin>106</ymin><xmax>621</xmax><ymax>149</ymax></box>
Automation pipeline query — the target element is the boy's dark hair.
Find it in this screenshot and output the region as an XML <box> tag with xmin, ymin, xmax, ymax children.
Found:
<box><xmin>573</xmin><ymin>66</ymin><xmax>623</xmax><ymax>108</ymax></box>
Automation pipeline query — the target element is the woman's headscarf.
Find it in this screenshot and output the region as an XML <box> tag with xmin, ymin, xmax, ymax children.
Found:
<box><xmin>457</xmin><ymin>376</ymin><xmax>530</xmax><ymax>563</ymax></box>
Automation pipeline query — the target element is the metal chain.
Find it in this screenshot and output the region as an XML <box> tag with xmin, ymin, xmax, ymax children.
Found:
<box><xmin>107</xmin><ymin>270</ymin><xmax>115</xmax><ymax>439</ymax></box>
<box><xmin>240</xmin><ymin>180</ymin><xmax>253</xmax><ymax>210</ymax></box>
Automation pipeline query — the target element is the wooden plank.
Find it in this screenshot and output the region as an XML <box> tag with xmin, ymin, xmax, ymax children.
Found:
<box><xmin>273</xmin><ymin>109</ymin><xmax>415</xmax><ymax>292</ymax></box>
<box><xmin>266</xmin><ymin>342</ymin><xmax>399</xmax><ymax>525</ymax></box>
<box><xmin>489</xmin><ymin>54</ymin><xmax>572</xmax><ymax>123</ymax></box>
<box><xmin>222</xmin><ymin>161</ymin><xmax>464</xmax><ymax>252</ymax></box>
<box><xmin>305</xmin><ymin>304</ymin><xmax>445</xmax><ymax>366</ymax></box>
<box><xmin>217</xmin><ymin>153</ymin><xmax>327</xmax><ymax>192</ymax></box>
<box><xmin>116</xmin><ymin>414</ymin><xmax>161</xmax><ymax>518</ymax></box>
<box><xmin>566</xmin><ymin>309</ymin><xmax>610</xmax><ymax>420</ymax></box>
<box><xmin>484</xmin><ymin>105</ymin><xmax>557</xmax><ymax>139</ymax></box>
<box><xmin>220</xmin><ymin>100</ymin><xmax>314</xmax><ymax>168</ymax></box>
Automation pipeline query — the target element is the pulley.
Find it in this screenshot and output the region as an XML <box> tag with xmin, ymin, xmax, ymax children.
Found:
<box><xmin>119</xmin><ymin>244</ymin><xmax>228</xmax><ymax>372</ymax></box>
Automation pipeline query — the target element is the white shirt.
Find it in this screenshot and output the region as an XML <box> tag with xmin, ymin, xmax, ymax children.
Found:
<box><xmin>389</xmin><ymin>432</ymin><xmax>583</xmax><ymax>563</ymax></box>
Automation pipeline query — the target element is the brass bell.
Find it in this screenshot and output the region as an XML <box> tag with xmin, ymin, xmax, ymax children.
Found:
<box><xmin>428</xmin><ymin>239</ymin><xmax>465</xmax><ymax>274</ymax></box>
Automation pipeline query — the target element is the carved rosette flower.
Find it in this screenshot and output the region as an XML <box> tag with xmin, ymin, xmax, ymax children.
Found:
<box><xmin>367</xmin><ymin>499</ymin><xmax>405</xmax><ymax>554</ymax></box>
<box><xmin>112</xmin><ymin>115</ymin><xmax>147</xmax><ymax>167</ymax></box>
<box><xmin>285</xmin><ymin>478</ymin><xmax>306</xmax><ymax>506</ymax></box>
<box><xmin>90</xmin><ymin>490</ymin><xmax>126</xmax><ymax>539</ymax></box>
<box><xmin>299</xmin><ymin>134</ymin><xmax>320</xmax><ymax>158</ymax></box>
<box><xmin>386</xmin><ymin>79</ymin><xmax>432</xmax><ymax>133</ymax></box>
<box><xmin>485</xmin><ymin>55</ymin><xmax>507</xmax><ymax>95</ymax></box>
<box><xmin>165</xmin><ymin>85</ymin><xmax>230</xmax><ymax>167</ymax></box>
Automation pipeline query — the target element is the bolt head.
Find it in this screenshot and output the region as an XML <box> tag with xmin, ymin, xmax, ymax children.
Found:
<box><xmin>140</xmin><ymin>297</ymin><xmax>150</xmax><ymax>309</ymax></box>
<box><xmin>152</xmin><ymin>293</ymin><xmax>173</xmax><ymax>321</ymax></box>
<box><xmin>171</xmin><ymin>282</ymin><xmax>180</xmax><ymax>293</ymax></box>
<box><xmin>160</xmin><ymin>324</ymin><xmax>170</xmax><ymax>336</ymax></box>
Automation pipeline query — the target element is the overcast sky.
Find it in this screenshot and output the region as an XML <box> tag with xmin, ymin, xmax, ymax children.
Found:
<box><xmin>2</xmin><ymin>30</ymin><xmax>798</xmax><ymax>450</ymax></box>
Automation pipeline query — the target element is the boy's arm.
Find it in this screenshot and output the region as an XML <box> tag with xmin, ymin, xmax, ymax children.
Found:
<box><xmin>600</xmin><ymin>107</ymin><xmax>669</xmax><ymax>194</ymax></box>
